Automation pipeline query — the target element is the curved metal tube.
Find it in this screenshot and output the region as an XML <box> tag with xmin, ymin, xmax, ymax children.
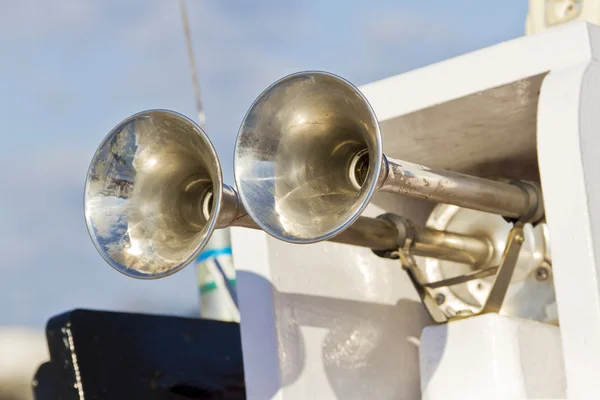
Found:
<box><xmin>207</xmin><ymin>187</ymin><xmax>492</xmax><ymax>263</ymax></box>
<box><xmin>412</xmin><ymin>225</ymin><xmax>493</xmax><ymax>266</ymax></box>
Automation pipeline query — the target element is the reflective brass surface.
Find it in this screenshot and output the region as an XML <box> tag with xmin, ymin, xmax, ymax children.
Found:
<box><xmin>84</xmin><ymin>110</ymin><xmax>223</xmax><ymax>279</ymax></box>
<box><xmin>234</xmin><ymin>71</ymin><xmax>544</xmax><ymax>248</ymax></box>
<box><xmin>234</xmin><ymin>71</ymin><xmax>383</xmax><ymax>243</ymax></box>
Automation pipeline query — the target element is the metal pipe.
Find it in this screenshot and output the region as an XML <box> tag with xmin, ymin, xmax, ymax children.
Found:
<box><xmin>379</xmin><ymin>156</ymin><xmax>543</xmax><ymax>222</ymax></box>
<box><xmin>412</xmin><ymin>226</ymin><xmax>493</xmax><ymax>266</ymax></box>
<box><xmin>350</xmin><ymin>151</ymin><xmax>544</xmax><ymax>223</ymax></box>
<box><xmin>347</xmin><ymin>150</ymin><xmax>543</xmax><ymax>223</ymax></box>
<box><xmin>213</xmin><ymin>184</ymin><xmax>257</xmax><ymax>229</ymax></box>
<box><xmin>208</xmin><ymin>187</ymin><xmax>493</xmax><ymax>263</ymax></box>
<box><xmin>328</xmin><ymin>216</ymin><xmax>398</xmax><ymax>251</ymax></box>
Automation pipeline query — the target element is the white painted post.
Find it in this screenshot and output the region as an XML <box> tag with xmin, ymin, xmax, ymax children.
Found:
<box><xmin>537</xmin><ymin>60</ymin><xmax>600</xmax><ymax>399</ymax></box>
<box><xmin>420</xmin><ymin>314</ymin><xmax>565</xmax><ymax>400</ymax></box>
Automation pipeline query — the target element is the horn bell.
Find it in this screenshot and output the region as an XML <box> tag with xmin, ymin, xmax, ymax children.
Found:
<box><xmin>84</xmin><ymin>110</ymin><xmax>223</xmax><ymax>279</ymax></box>
<box><xmin>234</xmin><ymin>71</ymin><xmax>383</xmax><ymax>243</ymax></box>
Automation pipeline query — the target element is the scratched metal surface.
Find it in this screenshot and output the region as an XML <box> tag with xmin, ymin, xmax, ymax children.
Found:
<box><xmin>372</xmin><ymin>74</ymin><xmax>547</xmax><ymax>222</ymax></box>
<box><xmin>380</xmin><ymin>74</ymin><xmax>546</xmax><ymax>181</ymax></box>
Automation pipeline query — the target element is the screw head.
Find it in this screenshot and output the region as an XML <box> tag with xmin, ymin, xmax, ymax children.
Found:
<box><xmin>535</xmin><ymin>266</ymin><xmax>550</xmax><ymax>281</ymax></box>
<box><xmin>515</xmin><ymin>234</ymin><xmax>525</xmax><ymax>244</ymax></box>
<box><xmin>435</xmin><ymin>293</ymin><xmax>446</xmax><ymax>305</ymax></box>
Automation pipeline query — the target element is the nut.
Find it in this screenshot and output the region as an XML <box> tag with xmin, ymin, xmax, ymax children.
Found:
<box><xmin>435</xmin><ymin>293</ymin><xmax>446</xmax><ymax>305</ymax></box>
<box><xmin>535</xmin><ymin>266</ymin><xmax>550</xmax><ymax>281</ymax></box>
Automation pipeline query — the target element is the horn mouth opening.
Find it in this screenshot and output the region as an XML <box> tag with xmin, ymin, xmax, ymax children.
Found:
<box><xmin>84</xmin><ymin>110</ymin><xmax>223</xmax><ymax>279</ymax></box>
<box><xmin>201</xmin><ymin>189</ymin><xmax>214</xmax><ymax>221</ymax></box>
<box><xmin>234</xmin><ymin>71</ymin><xmax>382</xmax><ymax>244</ymax></box>
<box><xmin>349</xmin><ymin>149</ymin><xmax>370</xmax><ymax>190</ymax></box>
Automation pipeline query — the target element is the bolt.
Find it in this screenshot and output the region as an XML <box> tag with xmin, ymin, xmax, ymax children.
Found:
<box><xmin>535</xmin><ymin>266</ymin><xmax>550</xmax><ymax>281</ymax></box>
<box><xmin>435</xmin><ymin>293</ymin><xmax>445</xmax><ymax>305</ymax></box>
<box><xmin>515</xmin><ymin>234</ymin><xmax>524</xmax><ymax>244</ymax></box>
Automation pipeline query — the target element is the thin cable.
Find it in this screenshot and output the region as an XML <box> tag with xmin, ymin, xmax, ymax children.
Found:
<box><xmin>179</xmin><ymin>0</ymin><xmax>206</xmax><ymax>128</ymax></box>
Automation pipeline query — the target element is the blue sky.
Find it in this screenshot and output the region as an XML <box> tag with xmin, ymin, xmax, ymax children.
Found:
<box><xmin>0</xmin><ymin>0</ymin><xmax>529</xmax><ymax>328</ymax></box>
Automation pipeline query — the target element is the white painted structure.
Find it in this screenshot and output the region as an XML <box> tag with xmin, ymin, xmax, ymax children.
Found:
<box><xmin>420</xmin><ymin>314</ymin><xmax>564</xmax><ymax>400</ymax></box>
<box><xmin>526</xmin><ymin>0</ymin><xmax>600</xmax><ymax>35</ymax></box>
<box><xmin>232</xmin><ymin>21</ymin><xmax>600</xmax><ymax>399</ymax></box>
<box><xmin>0</xmin><ymin>328</ymin><xmax>48</xmax><ymax>400</ymax></box>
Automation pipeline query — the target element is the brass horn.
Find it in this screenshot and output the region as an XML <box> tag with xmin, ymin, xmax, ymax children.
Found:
<box><xmin>83</xmin><ymin>110</ymin><xmax>252</xmax><ymax>279</ymax></box>
<box><xmin>84</xmin><ymin>110</ymin><xmax>494</xmax><ymax>279</ymax></box>
<box><xmin>234</xmin><ymin>71</ymin><xmax>544</xmax><ymax>245</ymax></box>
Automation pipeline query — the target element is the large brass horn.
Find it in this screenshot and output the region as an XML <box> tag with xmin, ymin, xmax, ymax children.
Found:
<box><xmin>234</xmin><ymin>71</ymin><xmax>544</xmax><ymax>244</ymax></box>
<box><xmin>83</xmin><ymin>110</ymin><xmax>253</xmax><ymax>279</ymax></box>
<box><xmin>84</xmin><ymin>110</ymin><xmax>494</xmax><ymax>279</ymax></box>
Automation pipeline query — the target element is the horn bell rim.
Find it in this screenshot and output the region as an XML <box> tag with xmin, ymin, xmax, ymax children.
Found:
<box><xmin>83</xmin><ymin>109</ymin><xmax>223</xmax><ymax>279</ymax></box>
<box><xmin>233</xmin><ymin>70</ymin><xmax>383</xmax><ymax>244</ymax></box>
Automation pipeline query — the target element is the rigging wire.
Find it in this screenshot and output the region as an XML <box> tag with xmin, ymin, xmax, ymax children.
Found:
<box><xmin>179</xmin><ymin>0</ymin><xmax>206</xmax><ymax>128</ymax></box>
